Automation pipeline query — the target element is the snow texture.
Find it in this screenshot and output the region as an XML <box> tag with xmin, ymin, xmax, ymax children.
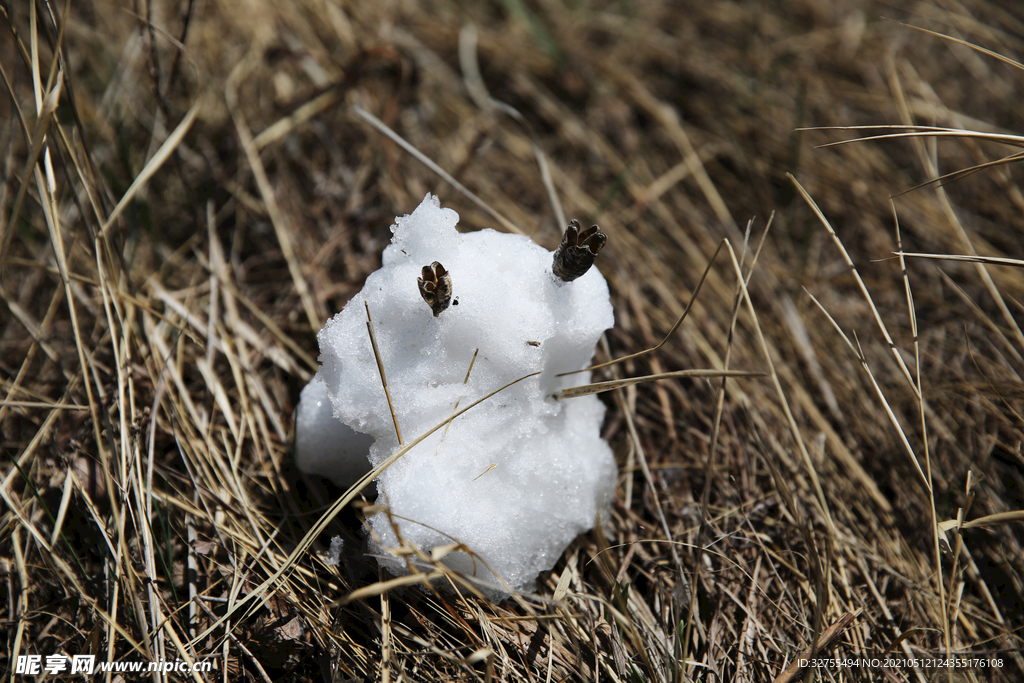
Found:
<box><xmin>296</xmin><ymin>194</ymin><xmax>617</xmax><ymax>595</ymax></box>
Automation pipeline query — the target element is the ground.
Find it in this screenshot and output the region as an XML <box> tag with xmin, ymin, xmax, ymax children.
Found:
<box><xmin>1</xmin><ymin>0</ymin><xmax>1023</xmax><ymax>681</ymax></box>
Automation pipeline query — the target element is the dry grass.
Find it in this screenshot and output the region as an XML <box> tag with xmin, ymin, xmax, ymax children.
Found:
<box><xmin>2</xmin><ymin>0</ymin><xmax>1023</xmax><ymax>681</ymax></box>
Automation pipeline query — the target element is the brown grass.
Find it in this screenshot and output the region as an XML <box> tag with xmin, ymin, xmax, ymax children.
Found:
<box><xmin>2</xmin><ymin>0</ymin><xmax>1023</xmax><ymax>681</ymax></box>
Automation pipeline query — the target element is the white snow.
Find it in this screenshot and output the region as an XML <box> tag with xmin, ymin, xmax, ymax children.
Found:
<box><xmin>295</xmin><ymin>194</ymin><xmax>617</xmax><ymax>595</ymax></box>
<box><xmin>294</xmin><ymin>376</ymin><xmax>374</xmax><ymax>485</ymax></box>
<box><xmin>326</xmin><ymin>536</ymin><xmax>345</xmax><ymax>566</ymax></box>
